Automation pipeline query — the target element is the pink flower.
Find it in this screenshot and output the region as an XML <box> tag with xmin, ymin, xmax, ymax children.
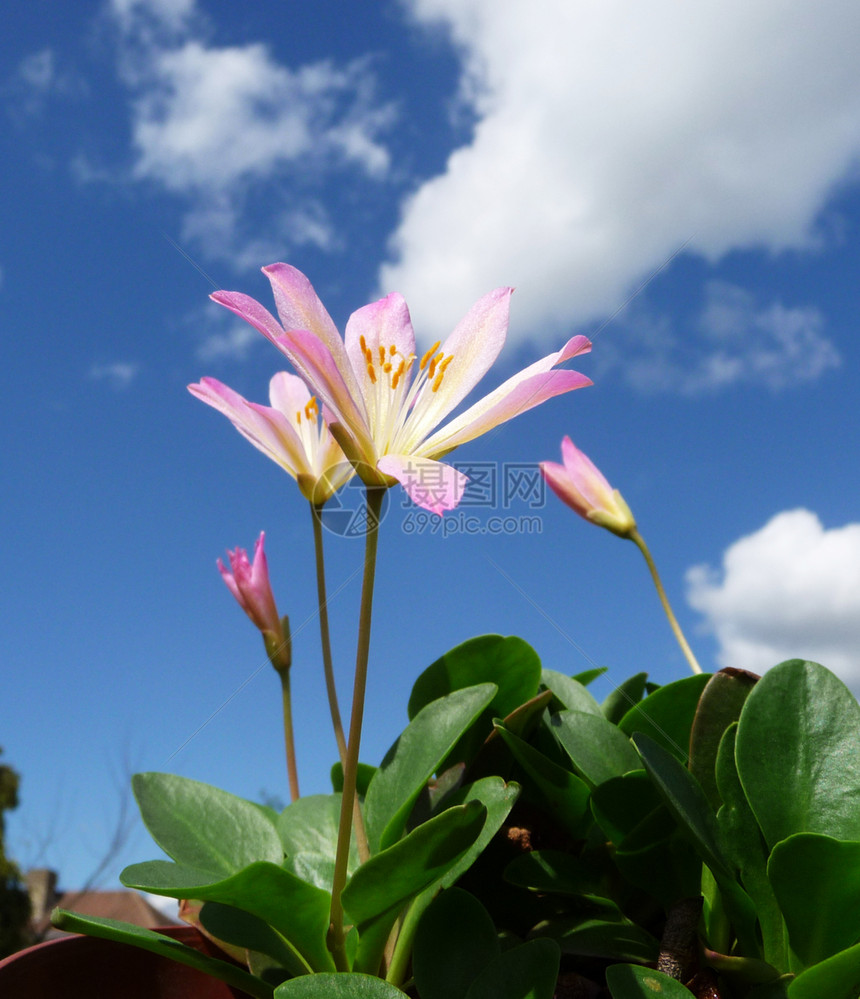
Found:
<box><xmin>540</xmin><ymin>436</ymin><xmax>636</xmax><ymax>538</ymax></box>
<box><xmin>189</xmin><ymin>371</ymin><xmax>352</xmax><ymax>505</ymax></box>
<box><xmin>209</xmin><ymin>264</ymin><xmax>592</xmax><ymax>516</ymax></box>
<box><xmin>218</xmin><ymin>532</ymin><xmax>290</xmax><ymax>671</ymax></box>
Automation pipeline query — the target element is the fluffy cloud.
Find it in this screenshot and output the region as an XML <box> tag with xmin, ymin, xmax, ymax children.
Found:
<box><xmin>110</xmin><ymin>0</ymin><xmax>394</xmax><ymax>263</ymax></box>
<box><xmin>687</xmin><ymin>510</ymin><xmax>860</xmax><ymax>689</ymax></box>
<box><xmin>382</xmin><ymin>0</ymin><xmax>860</xmax><ymax>343</ymax></box>
<box><xmin>89</xmin><ymin>362</ymin><xmax>140</xmax><ymax>389</ymax></box>
<box><xmin>597</xmin><ymin>281</ymin><xmax>841</xmax><ymax>394</ymax></box>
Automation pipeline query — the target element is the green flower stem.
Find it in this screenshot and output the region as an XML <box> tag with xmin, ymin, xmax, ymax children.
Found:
<box><xmin>278</xmin><ymin>667</ymin><xmax>301</xmax><ymax>802</ymax></box>
<box><xmin>311</xmin><ymin>502</ymin><xmax>369</xmax><ymax>863</ymax></box>
<box><xmin>629</xmin><ymin>528</ymin><xmax>703</xmax><ymax>675</ymax></box>
<box><xmin>327</xmin><ymin>486</ymin><xmax>386</xmax><ymax>971</ymax></box>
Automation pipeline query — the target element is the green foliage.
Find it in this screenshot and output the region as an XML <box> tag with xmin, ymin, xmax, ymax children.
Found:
<box><xmin>58</xmin><ymin>642</ymin><xmax>860</xmax><ymax>999</ymax></box>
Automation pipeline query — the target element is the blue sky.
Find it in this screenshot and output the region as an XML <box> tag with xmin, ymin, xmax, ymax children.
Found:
<box><xmin>3</xmin><ymin>0</ymin><xmax>860</xmax><ymax>894</ymax></box>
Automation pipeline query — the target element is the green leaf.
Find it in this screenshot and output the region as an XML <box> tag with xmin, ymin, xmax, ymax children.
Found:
<box><xmin>606</xmin><ymin>963</ymin><xmax>695</xmax><ymax>998</ymax></box>
<box><xmin>787</xmin><ymin>940</ymin><xmax>860</xmax><ymax>999</ymax></box>
<box><xmin>634</xmin><ymin>733</ymin><xmax>759</xmax><ymax>955</ymax></box>
<box><xmin>342</xmin><ymin>801</ymin><xmax>487</xmax><ymax>974</ymax></box>
<box><xmin>612</xmin><ymin>806</ymin><xmax>702</xmax><ymax>908</ymax></box>
<box><xmin>275</xmin><ymin>974</ymin><xmax>408</xmax><ymax>998</ymax></box>
<box><xmin>551</xmin><ymin>710</ymin><xmax>641</xmax><ymax>787</ymax></box>
<box><xmin>277</xmin><ymin>794</ymin><xmax>359</xmax><ymax>890</ymax></box>
<box><xmin>573</xmin><ymin>666</ymin><xmax>609</xmax><ymax>686</ymax></box>
<box><xmin>715</xmin><ymin>724</ymin><xmax>786</xmax><ymax>971</ymax></box>
<box><xmin>50</xmin><ymin>908</ymin><xmax>273</xmax><ymax>999</ymax></box>
<box><xmin>121</xmin><ymin>859</ymin><xmax>334</xmax><ymax>972</ymax></box>
<box><xmin>131</xmin><ymin>772</ymin><xmax>283</xmax><ymax>875</ymax></box>
<box><xmin>493</xmin><ymin>723</ymin><xmax>592</xmax><ymax>838</ymax></box>
<box><xmin>504</xmin><ymin>850</ymin><xmax>606</xmax><ymax>897</ymax></box>
<box><xmin>769</xmin><ymin>833</ymin><xmax>860</xmax><ymax>966</ymax></box>
<box><xmin>463</xmin><ymin>938</ymin><xmax>560</xmax><ymax>999</ymax></box>
<box><xmin>590</xmin><ymin>770</ymin><xmax>662</xmax><ymax>844</ymax></box>
<box><xmin>688</xmin><ymin>668</ymin><xmax>758</xmax><ymax>810</ymax></box>
<box><xmin>387</xmin><ymin>778</ymin><xmax>520</xmax><ymax>982</ymax></box>
<box><xmin>408</xmin><ymin>634</ymin><xmax>541</xmax><ymax>720</ymax></box>
<box><xmin>541</xmin><ymin>669</ymin><xmax>603</xmax><ymax>715</ymax></box>
<box><xmin>198</xmin><ymin>902</ymin><xmax>307</xmax><ymax>980</ymax></box>
<box><xmin>602</xmin><ymin>672</ymin><xmax>649</xmax><ymax>725</ymax></box>
<box><xmin>540</xmin><ymin>918</ymin><xmax>659</xmax><ymax>963</ymax></box>
<box><xmin>330</xmin><ymin>762</ymin><xmax>376</xmax><ymax>796</ymax></box>
<box><xmin>736</xmin><ymin>660</ymin><xmax>860</xmax><ymax>846</ymax></box>
<box><xmin>412</xmin><ymin>888</ymin><xmax>500</xmax><ymax>999</ymax></box>
<box><xmin>618</xmin><ymin>673</ymin><xmax>711</xmax><ymax>762</ymax></box>
<box><xmin>364</xmin><ymin>683</ymin><xmax>497</xmax><ymax>853</ymax></box>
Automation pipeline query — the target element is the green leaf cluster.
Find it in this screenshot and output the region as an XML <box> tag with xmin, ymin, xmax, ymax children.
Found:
<box><xmin>50</xmin><ymin>639</ymin><xmax>860</xmax><ymax>999</ymax></box>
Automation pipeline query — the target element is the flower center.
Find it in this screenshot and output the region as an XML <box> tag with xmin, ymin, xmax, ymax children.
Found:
<box><xmin>358</xmin><ymin>335</ymin><xmax>456</xmax><ymax>453</ymax></box>
<box><xmin>294</xmin><ymin>396</ymin><xmax>321</xmax><ymax>466</ymax></box>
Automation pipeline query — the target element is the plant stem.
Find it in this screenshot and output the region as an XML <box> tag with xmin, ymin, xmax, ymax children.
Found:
<box><xmin>311</xmin><ymin>503</ymin><xmax>369</xmax><ymax>863</ymax></box>
<box><xmin>630</xmin><ymin>529</ymin><xmax>703</xmax><ymax>675</ymax></box>
<box><xmin>278</xmin><ymin>668</ymin><xmax>301</xmax><ymax>801</ymax></box>
<box><xmin>327</xmin><ymin>486</ymin><xmax>385</xmax><ymax>971</ymax></box>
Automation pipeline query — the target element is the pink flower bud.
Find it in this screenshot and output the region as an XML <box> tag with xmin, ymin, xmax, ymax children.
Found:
<box><xmin>540</xmin><ymin>436</ymin><xmax>636</xmax><ymax>538</ymax></box>
<box><xmin>218</xmin><ymin>532</ymin><xmax>290</xmax><ymax>670</ymax></box>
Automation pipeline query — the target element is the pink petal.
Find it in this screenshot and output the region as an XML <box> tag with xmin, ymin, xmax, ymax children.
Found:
<box><xmin>268</xmin><ymin>371</ymin><xmax>313</xmax><ymax>416</ymax></box>
<box><xmin>560</xmin><ymin>436</ymin><xmax>616</xmax><ymax>511</ymax></box>
<box><xmin>377</xmin><ymin>454</ymin><xmax>469</xmax><ymax>515</ymax></box>
<box><xmin>344</xmin><ymin>293</ymin><xmax>417</xmax><ymax>393</ymax></box>
<box><xmin>421</xmin><ymin>368</ymin><xmax>592</xmax><ymax>456</ymax></box>
<box><xmin>539</xmin><ymin>458</ymin><xmax>590</xmax><ymax>520</ymax></box>
<box><xmin>188</xmin><ymin>378</ymin><xmax>311</xmax><ymax>478</ymax></box>
<box><xmin>414</xmin><ymin>287</ymin><xmax>513</xmax><ymax>431</ymax></box>
<box><xmin>210</xmin><ymin>291</ymin><xmax>287</xmax><ymax>348</ymax></box>
<box><xmin>276</xmin><ymin>329</ymin><xmax>374</xmax><ymax>458</ymax></box>
<box><xmin>263</xmin><ymin>263</ymin><xmax>364</xmax><ymax>403</ymax></box>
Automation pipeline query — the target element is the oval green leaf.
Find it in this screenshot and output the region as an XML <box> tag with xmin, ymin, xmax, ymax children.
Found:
<box><xmin>736</xmin><ymin>660</ymin><xmax>860</xmax><ymax>846</ymax></box>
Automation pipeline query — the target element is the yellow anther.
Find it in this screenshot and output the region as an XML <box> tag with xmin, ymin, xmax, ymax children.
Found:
<box><xmin>378</xmin><ymin>345</ymin><xmax>386</xmax><ymax>365</ymax></box>
<box><xmin>360</xmin><ymin>335</ymin><xmax>368</xmax><ymax>353</ymax></box>
<box><xmin>295</xmin><ymin>410</ymin><xmax>302</xmax><ymax>424</ymax></box>
<box><xmin>366</xmin><ymin>363</ymin><xmax>377</xmax><ymax>384</ymax></box>
<box><xmin>431</xmin><ymin>356</ymin><xmax>454</xmax><ymax>393</ymax></box>
<box><xmin>389</xmin><ymin>344</ymin><xmax>397</xmax><ymax>356</ymax></box>
<box><xmin>391</xmin><ymin>358</ymin><xmax>406</xmax><ymax>390</ymax></box>
<box><xmin>420</xmin><ymin>340</ymin><xmax>441</xmax><ymax>370</ymax></box>
<box><xmin>428</xmin><ymin>351</ymin><xmax>444</xmax><ymax>380</ymax></box>
<box><xmin>305</xmin><ymin>397</ymin><xmax>318</xmax><ymax>421</ymax></box>
<box><xmin>383</xmin><ymin>361</ymin><xmax>392</xmax><ymax>374</ymax></box>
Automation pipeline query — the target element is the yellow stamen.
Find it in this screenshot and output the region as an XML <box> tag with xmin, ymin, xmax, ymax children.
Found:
<box><xmin>295</xmin><ymin>410</ymin><xmax>302</xmax><ymax>424</ymax></box>
<box><xmin>420</xmin><ymin>340</ymin><xmax>441</xmax><ymax>370</ymax></box>
<box><xmin>391</xmin><ymin>359</ymin><xmax>406</xmax><ymax>390</ymax></box>
<box><xmin>366</xmin><ymin>363</ymin><xmax>377</xmax><ymax>384</ymax></box>
<box><xmin>432</xmin><ymin>356</ymin><xmax>454</xmax><ymax>392</ymax></box>
<box><xmin>360</xmin><ymin>335</ymin><xmax>368</xmax><ymax>353</ymax></box>
<box><xmin>305</xmin><ymin>397</ymin><xmax>318</xmax><ymax>421</ymax></box>
<box><xmin>378</xmin><ymin>345</ymin><xmax>386</xmax><ymax>365</ymax></box>
<box><xmin>428</xmin><ymin>351</ymin><xmax>443</xmax><ymax>380</ymax></box>
<box><xmin>389</xmin><ymin>344</ymin><xmax>397</xmax><ymax>356</ymax></box>
<box><xmin>383</xmin><ymin>361</ymin><xmax>392</xmax><ymax>374</ymax></box>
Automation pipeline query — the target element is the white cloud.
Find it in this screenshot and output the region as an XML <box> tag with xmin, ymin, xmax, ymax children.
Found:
<box><xmin>381</xmin><ymin>0</ymin><xmax>860</xmax><ymax>343</ymax></box>
<box><xmin>89</xmin><ymin>362</ymin><xmax>140</xmax><ymax>389</ymax></box>
<box><xmin>110</xmin><ymin>0</ymin><xmax>394</xmax><ymax>265</ymax></box>
<box><xmin>7</xmin><ymin>49</ymin><xmax>86</xmax><ymax>118</ymax></box>
<box><xmin>687</xmin><ymin>510</ymin><xmax>860</xmax><ymax>690</ymax></box>
<box><xmin>598</xmin><ymin>281</ymin><xmax>840</xmax><ymax>394</ymax></box>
